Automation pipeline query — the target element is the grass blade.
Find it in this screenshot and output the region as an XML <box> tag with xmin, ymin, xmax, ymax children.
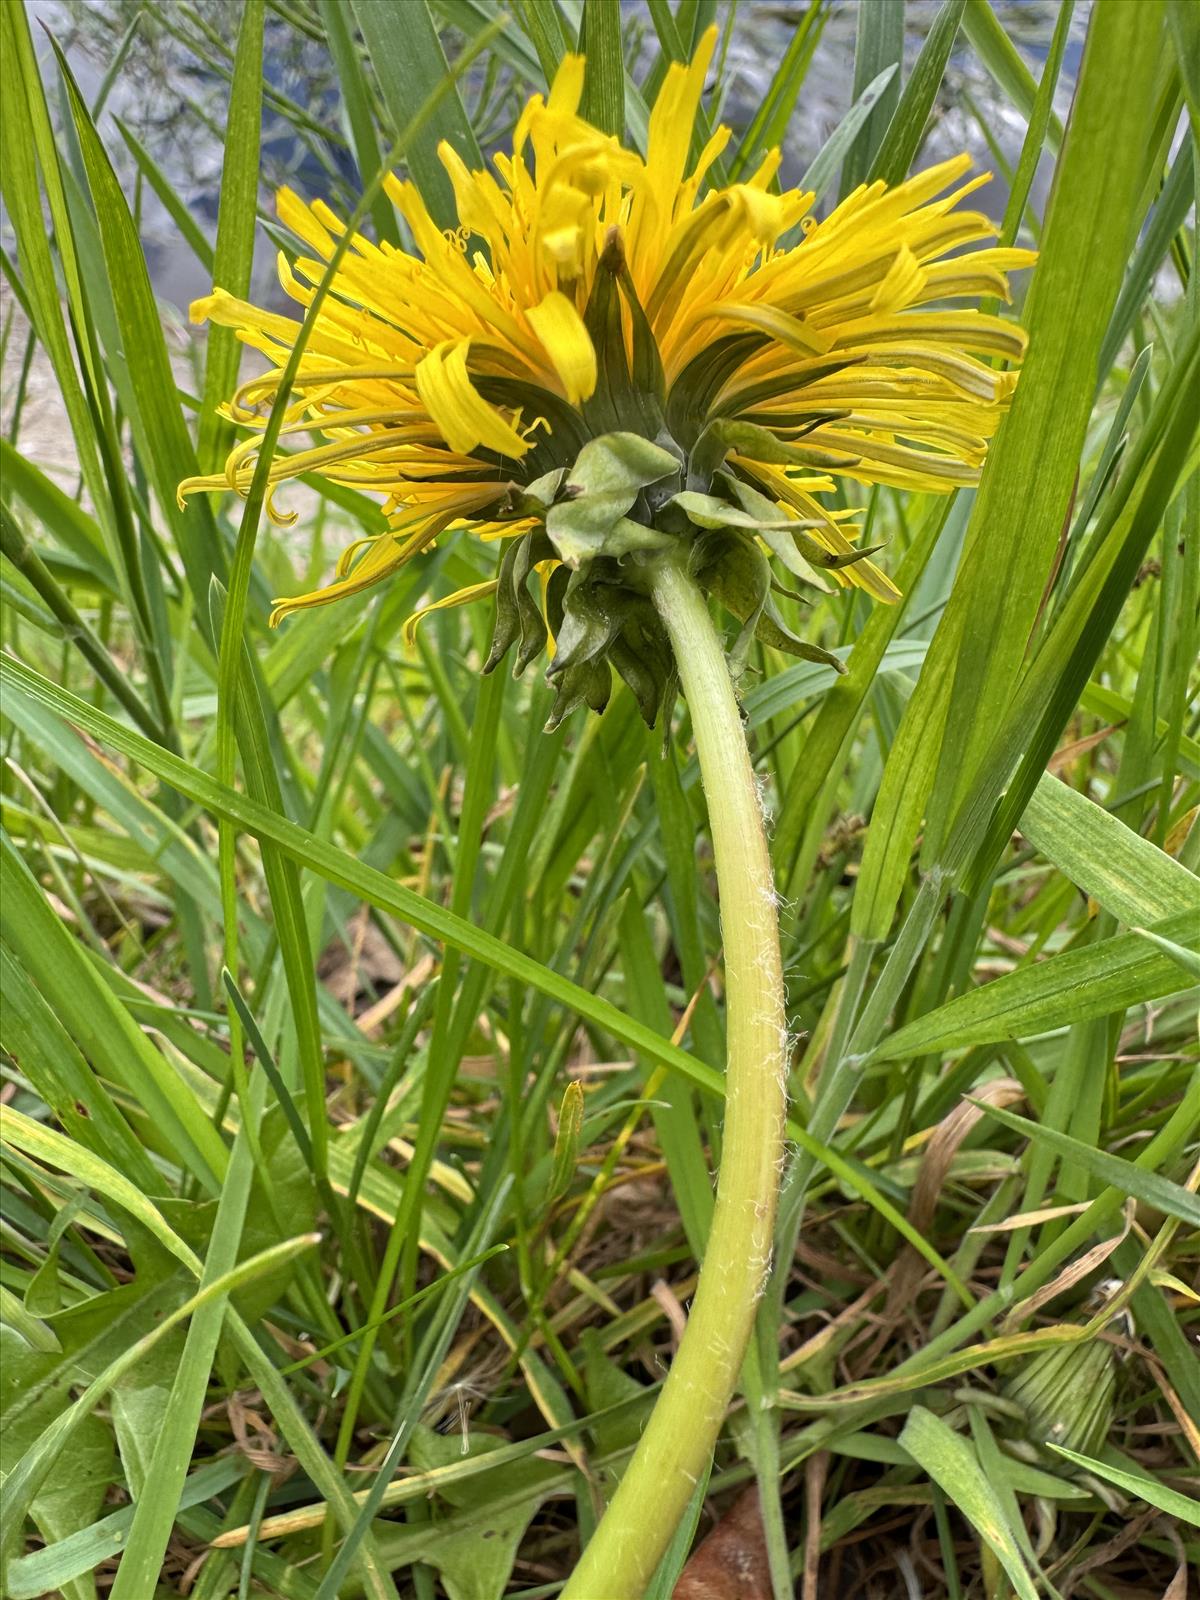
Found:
<box><xmin>1044</xmin><ymin>1446</ymin><xmax>1200</xmax><ymax>1525</ymax></box>
<box><xmin>350</xmin><ymin>0</ymin><xmax>481</xmax><ymax>227</ymax></box>
<box><xmin>579</xmin><ymin>0</ymin><xmax>624</xmax><ymax>136</ymax></box>
<box><xmin>900</xmin><ymin>1407</ymin><xmax>1043</xmax><ymax>1600</ymax></box>
<box><xmin>197</xmin><ymin>0</ymin><xmax>264</xmax><ymax>473</ymax></box>
<box><xmin>839</xmin><ymin>0</ymin><xmax>903</xmax><ymax>194</ymax></box>
<box><xmin>802</xmin><ymin>65</ymin><xmax>897</xmax><ymax>206</ymax></box>
<box><xmin>871</xmin><ymin>908</ymin><xmax>1198</xmax><ymax>1060</ymax></box>
<box><xmin>1019</xmin><ymin>774</ymin><xmax>1200</xmax><ymax>926</ymax></box>
<box><xmin>855</xmin><ymin>0</ymin><xmax>1169</xmax><ymax>940</ymax></box>
<box><xmin>869</xmin><ymin>0</ymin><xmax>967</xmax><ymax>185</ymax></box>
<box><xmin>972</xmin><ymin>1101</ymin><xmax>1200</xmax><ymax>1228</ymax></box>
<box><xmin>1</xmin><ymin>653</ymin><xmax>727</xmax><ymax>1106</ymax></box>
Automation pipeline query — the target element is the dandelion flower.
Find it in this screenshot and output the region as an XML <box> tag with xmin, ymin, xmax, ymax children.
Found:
<box><xmin>181</xmin><ymin>26</ymin><xmax>1032</xmax><ymax>725</ymax></box>
<box><xmin>179</xmin><ymin>32</ymin><xmax>1036</xmax><ymax>1595</ymax></box>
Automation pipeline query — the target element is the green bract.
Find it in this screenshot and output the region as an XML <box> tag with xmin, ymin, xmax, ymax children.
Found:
<box><xmin>483</xmin><ymin>427</ymin><xmax>855</xmax><ymax>729</ymax></box>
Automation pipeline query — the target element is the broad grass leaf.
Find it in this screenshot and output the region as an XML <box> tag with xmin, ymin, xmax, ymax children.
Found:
<box><xmin>1044</xmin><ymin>1445</ymin><xmax>1200</xmax><ymax>1527</ymax></box>
<box><xmin>854</xmin><ymin>0</ymin><xmax>1168</xmax><ymax>940</ymax></box>
<box><xmin>1132</xmin><ymin>926</ymin><xmax>1200</xmax><ymax>979</ymax></box>
<box><xmin>579</xmin><ymin>0</ymin><xmax>624</xmax><ymax>136</ymax></box>
<box><xmin>957</xmin><ymin>326</ymin><xmax>1200</xmax><ymax>887</ymax></box>
<box><xmin>0</xmin><ymin>1330</ymin><xmax>114</xmax><ymax>1600</ymax></box>
<box><xmin>970</xmin><ymin>1102</ymin><xmax>1200</xmax><ymax>1229</ymax></box>
<box><xmin>871</xmin><ymin>908</ymin><xmax>1198</xmax><ymax>1060</ymax></box>
<box><xmin>1020</xmin><ymin>774</ymin><xmax>1200</xmax><ymax>925</ymax></box>
<box><xmin>582</xmin><ymin>1330</ymin><xmax>648</xmax><ymax>1456</ymax></box>
<box><xmin>109</xmin><ymin>1328</ymin><xmax>188</xmax><ymax>1501</ymax></box>
<box><xmin>349</xmin><ymin>0</ymin><xmax>480</xmax><ymax>229</ymax></box>
<box><xmin>899</xmin><ymin>1406</ymin><xmax>1043</xmax><ymax>1600</ymax></box>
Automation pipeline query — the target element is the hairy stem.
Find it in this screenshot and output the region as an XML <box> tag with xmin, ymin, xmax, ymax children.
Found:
<box><xmin>563</xmin><ymin>552</ymin><xmax>787</xmax><ymax>1598</ymax></box>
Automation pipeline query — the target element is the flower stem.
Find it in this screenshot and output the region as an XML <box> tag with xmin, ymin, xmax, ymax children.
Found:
<box><xmin>563</xmin><ymin>553</ymin><xmax>787</xmax><ymax>1599</ymax></box>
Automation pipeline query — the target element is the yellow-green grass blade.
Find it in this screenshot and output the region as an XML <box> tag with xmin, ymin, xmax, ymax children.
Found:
<box><xmin>970</xmin><ymin>1101</ymin><xmax>1200</xmax><ymax>1230</ymax></box>
<box><xmin>899</xmin><ymin>1407</ymin><xmax>1047</xmax><ymax>1600</ymax></box>
<box><xmin>197</xmin><ymin>0</ymin><xmax>264</xmax><ymax>473</ymax></box>
<box><xmin>105</xmin><ymin>1084</ymin><xmax>271</xmax><ymax>1600</ymax></box>
<box><xmin>350</xmin><ymin>0</ymin><xmax>481</xmax><ymax>229</ymax></box>
<box><xmin>854</xmin><ymin>0</ymin><xmax>1169</xmax><ymax>942</ymax></box>
<box><xmin>1045</xmin><ymin>1445</ymin><xmax>1200</xmax><ymax>1527</ymax></box>
<box><xmin>0</xmin><ymin>838</ymin><xmax>228</xmax><ymax>1190</ymax></box>
<box><xmin>871</xmin><ymin>907</ymin><xmax>1197</xmax><ymax>1061</ymax></box>
<box><xmin>1019</xmin><ymin>774</ymin><xmax>1200</xmax><ymax>927</ymax></box>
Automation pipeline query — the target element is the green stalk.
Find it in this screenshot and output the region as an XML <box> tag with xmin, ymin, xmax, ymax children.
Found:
<box><xmin>564</xmin><ymin>552</ymin><xmax>787</xmax><ymax>1598</ymax></box>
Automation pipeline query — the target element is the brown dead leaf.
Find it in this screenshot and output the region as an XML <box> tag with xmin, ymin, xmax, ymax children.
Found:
<box><xmin>318</xmin><ymin>913</ymin><xmax>406</xmax><ymax>1007</ymax></box>
<box><xmin>673</xmin><ymin>1486</ymin><xmax>772</xmax><ymax>1600</ymax></box>
<box><xmin>651</xmin><ymin>1280</ymin><xmax>688</xmax><ymax>1350</ymax></box>
<box><xmin>802</xmin><ymin>1452</ymin><xmax>829</xmax><ymax>1600</ymax></box>
<box><xmin>1000</xmin><ymin>1199</ymin><xmax>1134</xmax><ymax>1332</ymax></box>
<box><xmin>861</xmin><ymin>1078</ymin><xmax>1025</xmax><ymax>1369</ymax></box>
<box><xmin>1045</xmin><ymin>723</ymin><xmax>1121</xmax><ymax>774</ymax></box>
<box><xmin>1162</xmin><ymin>1561</ymin><xmax>1189</xmax><ymax>1600</ymax></box>
<box><xmin>227</xmin><ymin>1392</ymin><xmax>296</xmax><ymax>1482</ymax></box>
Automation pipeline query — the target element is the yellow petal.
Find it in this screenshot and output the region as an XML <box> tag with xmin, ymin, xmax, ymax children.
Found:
<box><xmin>646</xmin><ymin>24</ymin><xmax>718</xmax><ymax>197</ymax></box>
<box><xmin>276</xmin><ymin>186</ymin><xmax>336</xmax><ymax>258</ymax></box>
<box><xmin>870</xmin><ymin>246</ymin><xmax>928</xmax><ymax>314</ymax></box>
<box><xmin>270</xmin><ymin>518</ymin><xmax>448</xmax><ymax>625</ymax></box>
<box><xmin>526</xmin><ymin>291</ymin><xmax>597</xmax><ymax>403</ymax></box>
<box><xmin>401</xmin><ymin>580</ymin><xmax>499</xmax><ymax>645</ymax></box>
<box><xmin>415</xmin><ymin>341</ymin><xmax>530</xmax><ymax>459</ymax></box>
<box><xmin>189</xmin><ymin>287</ymin><xmax>299</xmax><ymax>342</ymax></box>
<box><xmin>699</xmin><ymin>302</ymin><xmax>832</xmax><ymax>356</ymax></box>
<box><xmin>548</xmin><ymin>53</ymin><xmax>585</xmax><ymax>118</ymax></box>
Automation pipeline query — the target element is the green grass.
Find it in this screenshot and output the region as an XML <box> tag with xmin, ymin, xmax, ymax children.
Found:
<box><xmin>1</xmin><ymin>1</ymin><xmax>1197</xmax><ymax>1596</ymax></box>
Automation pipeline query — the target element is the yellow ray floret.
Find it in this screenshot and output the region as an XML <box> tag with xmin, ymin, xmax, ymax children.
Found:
<box><xmin>180</xmin><ymin>24</ymin><xmax>1033</xmax><ymax>627</ymax></box>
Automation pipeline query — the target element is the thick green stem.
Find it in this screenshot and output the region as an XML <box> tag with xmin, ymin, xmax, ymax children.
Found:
<box><xmin>563</xmin><ymin>554</ymin><xmax>787</xmax><ymax>1599</ymax></box>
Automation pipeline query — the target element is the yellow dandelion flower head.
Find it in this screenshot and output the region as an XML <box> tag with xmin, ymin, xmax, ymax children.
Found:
<box><xmin>180</xmin><ymin>26</ymin><xmax>1033</xmax><ymax>725</ymax></box>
